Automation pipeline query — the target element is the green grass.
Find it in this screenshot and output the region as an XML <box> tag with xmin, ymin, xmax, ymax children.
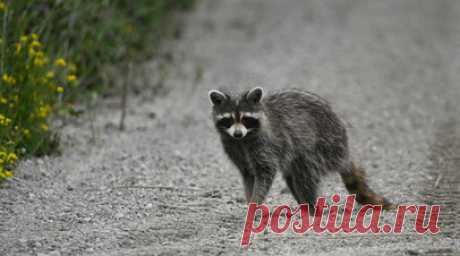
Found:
<box><xmin>0</xmin><ymin>0</ymin><xmax>194</xmax><ymax>179</ymax></box>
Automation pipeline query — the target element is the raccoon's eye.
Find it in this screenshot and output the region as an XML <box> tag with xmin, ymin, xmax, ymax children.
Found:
<box><xmin>217</xmin><ymin>118</ymin><xmax>233</xmax><ymax>129</ymax></box>
<box><xmin>241</xmin><ymin>116</ymin><xmax>259</xmax><ymax>129</ymax></box>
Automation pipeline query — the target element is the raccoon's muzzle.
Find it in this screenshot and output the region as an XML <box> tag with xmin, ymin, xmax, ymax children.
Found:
<box><xmin>233</xmin><ymin>129</ymin><xmax>243</xmax><ymax>138</ymax></box>
<box><xmin>226</xmin><ymin>123</ymin><xmax>248</xmax><ymax>139</ymax></box>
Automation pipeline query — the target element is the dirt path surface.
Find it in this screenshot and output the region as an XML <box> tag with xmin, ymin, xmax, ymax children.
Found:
<box><xmin>2</xmin><ymin>1</ymin><xmax>460</xmax><ymax>255</ymax></box>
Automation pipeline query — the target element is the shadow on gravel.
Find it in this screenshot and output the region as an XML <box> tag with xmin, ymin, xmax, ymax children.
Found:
<box><xmin>424</xmin><ymin>119</ymin><xmax>460</xmax><ymax>243</ymax></box>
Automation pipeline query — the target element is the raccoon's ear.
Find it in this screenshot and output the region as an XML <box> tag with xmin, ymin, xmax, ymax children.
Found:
<box><xmin>246</xmin><ymin>87</ymin><xmax>264</xmax><ymax>104</ymax></box>
<box><xmin>208</xmin><ymin>89</ymin><xmax>227</xmax><ymax>106</ymax></box>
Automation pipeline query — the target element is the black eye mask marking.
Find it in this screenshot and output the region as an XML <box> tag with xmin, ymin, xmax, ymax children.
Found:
<box><xmin>217</xmin><ymin>117</ymin><xmax>233</xmax><ymax>129</ymax></box>
<box><xmin>241</xmin><ymin>116</ymin><xmax>260</xmax><ymax>129</ymax></box>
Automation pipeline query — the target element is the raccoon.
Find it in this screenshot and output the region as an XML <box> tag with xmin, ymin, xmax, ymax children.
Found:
<box><xmin>208</xmin><ymin>87</ymin><xmax>393</xmax><ymax>210</ymax></box>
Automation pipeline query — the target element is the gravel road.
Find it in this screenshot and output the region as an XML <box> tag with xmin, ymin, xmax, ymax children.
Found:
<box><xmin>1</xmin><ymin>0</ymin><xmax>460</xmax><ymax>255</ymax></box>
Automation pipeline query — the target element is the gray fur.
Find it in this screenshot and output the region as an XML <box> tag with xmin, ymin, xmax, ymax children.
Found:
<box><xmin>209</xmin><ymin>87</ymin><xmax>351</xmax><ymax>206</ymax></box>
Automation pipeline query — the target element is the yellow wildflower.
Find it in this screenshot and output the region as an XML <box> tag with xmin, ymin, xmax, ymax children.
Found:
<box><xmin>7</xmin><ymin>153</ymin><xmax>17</xmax><ymax>163</ymax></box>
<box><xmin>35</xmin><ymin>55</ymin><xmax>48</xmax><ymax>66</ymax></box>
<box><xmin>31</xmin><ymin>33</ymin><xmax>39</xmax><ymax>40</ymax></box>
<box><xmin>0</xmin><ymin>115</ymin><xmax>9</xmax><ymax>126</ymax></box>
<box><xmin>38</xmin><ymin>105</ymin><xmax>52</xmax><ymax>118</ymax></box>
<box><xmin>0</xmin><ymin>97</ymin><xmax>6</xmax><ymax>104</ymax></box>
<box><xmin>23</xmin><ymin>129</ymin><xmax>30</xmax><ymax>137</ymax></box>
<box><xmin>30</xmin><ymin>40</ymin><xmax>41</xmax><ymax>48</ymax></box>
<box><xmin>20</xmin><ymin>35</ymin><xmax>28</xmax><ymax>43</ymax></box>
<box><xmin>55</xmin><ymin>58</ymin><xmax>66</xmax><ymax>67</ymax></box>
<box><xmin>46</xmin><ymin>71</ymin><xmax>55</xmax><ymax>79</ymax></box>
<box><xmin>15</xmin><ymin>43</ymin><xmax>22</xmax><ymax>54</ymax></box>
<box><xmin>29</xmin><ymin>47</ymin><xmax>36</xmax><ymax>56</ymax></box>
<box><xmin>4</xmin><ymin>171</ymin><xmax>13</xmax><ymax>177</ymax></box>
<box><xmin>56</xmin><ymin>86</ymin><xmax>64</xmax><ymax>93</ymax></box>
<box><xmin>2</xmin><ymin>74</ymin><xmax>17</xmax><ymax>85</ymax></box>
<box><xmin>67</xmin><ymin>75</ymin><xmax>77</xmax><ymax>82</ymax></box>
<box><xmin>0</xmin><ymin>2</ymin><xmax>6</xmax><ymax>12</ymax></box>
<box><xmin>40</xmin><ymin>123</ymin><xmax>49</xmax><ymax>131</ymax></box>
<box><xmin>34</xmin><ymin>57</ymin><xmax>47</xmax><ymax>66</ymax></box>
<box><xmin>34</xmin><ymin>51</ymin><xmax>44</xmax><ymax>58</ymax></box>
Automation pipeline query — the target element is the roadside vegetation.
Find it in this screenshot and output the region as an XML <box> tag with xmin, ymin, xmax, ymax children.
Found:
<box><xmin>0</xmin><ymin>0</ymin><xmax>194</xmax><ymax>180</ymax></box>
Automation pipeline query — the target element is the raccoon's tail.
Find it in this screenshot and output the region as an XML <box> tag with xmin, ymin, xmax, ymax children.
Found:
<box><xmin>340</xmin><ymin>162</ymin><xmax>394</xmax><ymax>210</ymax></box>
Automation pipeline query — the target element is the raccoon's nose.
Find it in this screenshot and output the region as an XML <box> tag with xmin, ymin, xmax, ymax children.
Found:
<box><xmin>233</xmin><ymin>130</ymin><xmax>243</xmax><ymax>138</ymax></box>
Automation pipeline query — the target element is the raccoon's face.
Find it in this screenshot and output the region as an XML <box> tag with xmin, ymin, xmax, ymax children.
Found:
<box><xmin>208</xmin><ymin>87</ymin><xmax>264</xmax><ymax>140</ymax></box>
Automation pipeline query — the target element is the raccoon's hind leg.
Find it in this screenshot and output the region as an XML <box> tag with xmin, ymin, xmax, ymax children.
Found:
<box><xmin>291</xmin><ymin>173</ymin><xmax>319</xmax><ymax>212</ymax></box>
<box><xmin>286</xmin><ymin>157</ymin><xmax>320</xmax><ymax>213</ymax></box>
<box><xmin>284</xmin><ymin>175</ymin><xmax>301</xmax><ymax>202</ymax></box>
